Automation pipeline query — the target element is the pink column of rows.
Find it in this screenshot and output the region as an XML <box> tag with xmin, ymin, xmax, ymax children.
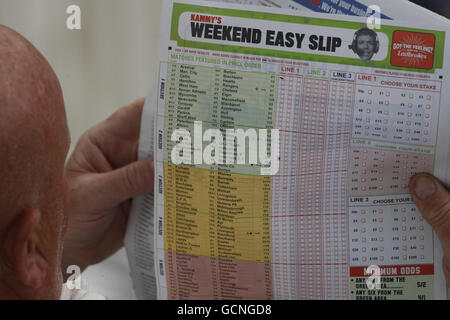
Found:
<box><xmin>296</xmin><ymin>77</ymin><xmax>327</xmax><ymax>300</ymax></box>
<box><xmin>322</xmin><ymin>80</ymin><xmax>353</xmax><ymax>299</ymax></box>
<box><xmin>271</xmin><ymin>73</ymin><xmax>353</xmax><ymax>299</ymax></box>
<box><xmin>272</xmin><ymin>74</ymin><xmax>302</xmax><ymax>299</ymax></box>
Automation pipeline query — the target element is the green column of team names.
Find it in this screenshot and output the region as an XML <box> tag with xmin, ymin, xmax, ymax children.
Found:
<box><xmin>161</xmin><ymin>62</ymin><xmax>277</xmax><ymax>175</ymax></box>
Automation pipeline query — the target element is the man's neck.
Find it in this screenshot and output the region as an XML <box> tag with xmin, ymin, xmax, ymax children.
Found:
<box><xmin>0</xmin><ymin>280</ymin><xmax>56</xmax><ymax>299</ymax></box>
<box><xmin>0</xmin><ymin>282</ymin><xmax>23</xmax><ymax>299</ymax></box>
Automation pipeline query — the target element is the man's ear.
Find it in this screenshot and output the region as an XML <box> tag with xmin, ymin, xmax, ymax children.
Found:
<box><xmin>3</xmin><ymin>208</ymin><xmax>48</xmax><ymax>290</ymax></box>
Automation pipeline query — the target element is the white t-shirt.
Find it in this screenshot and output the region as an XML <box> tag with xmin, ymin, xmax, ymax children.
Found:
<box><xmin>60</xmin><ymin>279</ymin><xmax>106</xmax><ymax>300</ymax></box>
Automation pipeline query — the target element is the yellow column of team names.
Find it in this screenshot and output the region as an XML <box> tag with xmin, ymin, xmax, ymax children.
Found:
<box><xmin>164</xmin><ymin>163</ymin><xmax>271</xmax><ymax>264</ymax></box>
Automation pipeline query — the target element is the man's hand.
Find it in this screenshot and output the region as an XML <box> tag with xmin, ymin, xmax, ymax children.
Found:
<box><xmin>409</xmin><ymin>173</ymin><xmax>450</xmax><ymax>287</ymax></box>
<box><xmin>63</xmin><ymin>98</ymin><xmax>154</xmax><ymax>271</ymax></box>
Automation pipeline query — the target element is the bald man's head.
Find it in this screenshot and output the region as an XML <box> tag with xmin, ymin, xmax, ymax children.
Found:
<box><xmin>0</xmin><ymin>25</ymin><xmax>70</xmax><ymax>299</ymax></box>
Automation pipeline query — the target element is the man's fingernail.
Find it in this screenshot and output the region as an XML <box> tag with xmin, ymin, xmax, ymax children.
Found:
<box><xmin>414</xmin><ymin>175</ymin><xmax>437</xmax><ymax>200</ymax></box>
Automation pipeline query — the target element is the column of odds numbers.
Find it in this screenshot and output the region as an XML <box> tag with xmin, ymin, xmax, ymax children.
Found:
<box><xmin>296</xmin><ymin>76</ymin><xmax>328</xmax><ymax>300</ymax></box>
<box><xmin>275</xmin><ymin>74</ymin><xmax>303</xmax><ymax>132</ymax></box>
<box><xmin>163</xmin><ymin>63</ymin><xmax>180</xmax><ymax>163</ymax></box>
<box><xmin>322</xmin><ymin>78</ymin><xmax>354</xmax><ymax>299</ymax></box>
<box><xmin>271</xmin><ymin>216</ymin><xmax>299</xmax><ymax>299</ymax></box>
<box><xmin>161</xmin><ymin>63</ymin><xmax>183</xmax><ymax>299</ymax></box>
<box><xmin>323</xmin><ymin>80</ymin><xmax>352</xmax><ymax>213</ymax></box>
<box><xmin>271</xmin><ymin>73</ymin><xmax>303</xmax><ymax>299</ymax></box>
<box><xmin>207</xmin><ymin>169</ymin><xmax>220</xmax><ymax>299</ymax></box>
<box><xmin>164</xmin><ymin>163</ymin><xmax>178</xmax><ymax>299</ymax></box>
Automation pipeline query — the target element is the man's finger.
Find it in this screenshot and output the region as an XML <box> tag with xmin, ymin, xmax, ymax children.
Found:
<box><xmin>88</xmin><ymin>157</ymin><xmax>154</xmax><ymax>207</ymax></box>
<box><xmin>409</xmin><ymin>173</ymin><xmax>450</xmax><ymax>286</ymax></box>
<box><xmin>88</xmin><ymin>97</ymin><xmax>146</xmax><ymax>169</ymax></box>
<box><xmin>98</xmin><ymin>97</ymin><xmax>146</xmax><ymax>142</ymax></box>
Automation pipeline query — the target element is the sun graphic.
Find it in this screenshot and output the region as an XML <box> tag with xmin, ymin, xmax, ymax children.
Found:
<box><xmin>398</xmin><ymin>33</ymin><xmax>433</xmax><ymax>67</ymax></box>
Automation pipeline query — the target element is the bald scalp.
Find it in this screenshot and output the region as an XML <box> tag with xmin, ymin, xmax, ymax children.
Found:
<box><xmin>0</xmin><ymin>25</ymin><xmax>68</xmax><ymax>235</ymax></box>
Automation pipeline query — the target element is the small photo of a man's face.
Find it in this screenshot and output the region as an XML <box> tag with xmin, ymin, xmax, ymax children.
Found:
<box><xmin>350</xmin><ymin>28</ymin><xmax>379</xmax><ymax>62</ymax></box>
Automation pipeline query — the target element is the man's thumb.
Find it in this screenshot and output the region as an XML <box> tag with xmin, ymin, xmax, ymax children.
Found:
<box><xmin>410</xmin><ymin>173</ymin><xmax>450</xmax><ymax>286</ymax></box>
<box><xmin>93</xmin><ymin>157</ymin><xmax>154</xmax><ymax>206</ymax></box>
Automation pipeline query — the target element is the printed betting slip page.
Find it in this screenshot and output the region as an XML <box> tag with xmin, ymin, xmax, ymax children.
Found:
<box><xmin>125</xmin><ymin>0</ymin><xmax>450</xmax><ymax>300</ymax></box>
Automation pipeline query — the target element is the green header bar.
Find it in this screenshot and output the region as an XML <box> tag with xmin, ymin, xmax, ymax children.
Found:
<box><xmin>170</xmin><ymin>2</ymin><xmax>445</xmax><ymax>73</ymax></box>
